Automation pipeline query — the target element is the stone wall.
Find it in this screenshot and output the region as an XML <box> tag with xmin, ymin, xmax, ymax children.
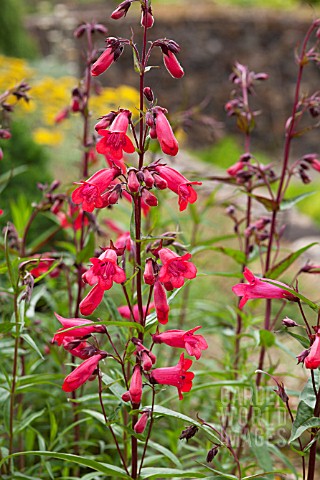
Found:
<box><xmin>26</xmin><ymin>3</ymin><xmax>320</xmax><ymax>156</ymax></box>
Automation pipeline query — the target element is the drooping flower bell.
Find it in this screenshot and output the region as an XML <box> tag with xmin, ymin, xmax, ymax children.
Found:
<box><xmin>158</xmin><ymin>247</ymin><xmax>197</xmax><ymax>290</ymax></box>
<box><xmin>232</xmin><ymin>267</ymin><xmax>297</xmax><ymax>309</ymax></box>
<box><xmin>134</xmin><ymin>411</ymin><xmax>150</xmax><ymax>434</ymax></box>
<box><xmin>52</xmin><ymin>313</ymin><xmax>106</xmax><ymax>345</ymax></box>
<box><xmin>154</xmin><ymin>39</ymin><xmax>184</xmax><ymax>78</ymax></box>
<box><xmin>151</xmin><ymin>107</ymin><xmax>178</xmax><ymax>156</ymax></box>
<box><xmin>150</xmin><ymin>353</ymin><xmax>194</xmax><ymax>400</ymax></box>
<box><xmin>129</xmin><ymin>365</ymin><xmax>143</xmax><ymax>404</ymax></box>
<box><xmin>62</xmin><ymin>353</ymin><xmax>105</xmax><ymax>392</ymax></box>
<box><xmin>96</xmin><ymin>109</ymin><xmax>135</xmax><ymax>172</ymax></box>
<box><xmin>91</xmin><ymin>37</ymin><xmax>124</xmax><ymax>76</ymax></box>
<box><xmin>71</xmin><ymin>167</ymin><xmax>121</xmax><ymax>212</ymax></box>
<box><xmin>153</xmin><ymin>164</ymin><xmax>201</xmax><ymax>211</ymax></box>
<box><xmin>153</xmin><ymin>280</ymin><xmax>170</xmax><ymax>324</ymax></box>
<box><xmin>80</xmin><ymin>249</ymin><xmax>126</xmax><ymax>315</ymax></box>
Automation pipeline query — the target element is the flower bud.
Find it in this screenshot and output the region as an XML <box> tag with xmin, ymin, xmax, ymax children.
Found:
<box><xmin>144</xmin><ymin>258</ymin><xmax>156</xmax><ymax>285</ymax></box>
<box><xmin>143</xmin><ymin>87</ymin><xmax>154</xmax><ymax>102</ymax></box>
<box><xmin>206</xmin><ymin>446</ymin><xmax>219</xmax><ymax>463</ymax></box>
<box><xmin>128</xmin><ymin>169</ymin><xmax>140</xmax><ymax>193</ymax></box>
<box><xmin>111</xmin><ymin>0</ymin><xmax>132</xmax><ymax>19</ymax></box>
<box><xmin>95</xmin><ymin>112</ymin><xmax>117</xmax><ymax>132</ymax></box>
<box><xmin>282</xmin><ymin>317</ymin><xmax>299</xmax><ymax>328</ymax></box>
<box><xmin>142</xmin><ymin>168</ymin><xmax>155</xmax><ymax>188</ymax></box>
<box><xmin>141</xmin><ymin>189</ymin><xmax>158</xmax><ymax>207</ymax></box>
<box><xmin>153</xmin><ymin>173</ymin><xmax>167</xmax><ymax>190</ymax></box>
<box><xmin>141</xmin><ymin>5</ymin><xmax>154</xmax><ymax>28</ymax></box>
<box><xmin>134</xmin><ymin>411</ymin><xmax>150</xmax><ymax>434</ymax></box>
<box><xmin>179</xmin><ymin>425</ymin><xmax>199</xmax><ymax>441</ymax></box>
<box><xmin>0</xmin><ymin>129</ymin><xmax>11</xmax><ymax>139</ymax></box>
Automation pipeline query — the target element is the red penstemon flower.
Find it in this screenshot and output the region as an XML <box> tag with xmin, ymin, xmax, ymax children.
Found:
<box><xmin>150</xmin><ymin>353</ymin><xmax>194</xmax><ymax>400</ymax></box>
<box><xmin>91</xmin><ymin>37</ymin><xmax>124</xmax><ymax>76</ymax></box>
<box><xmin>72</xmin><ymin>167</ymin><xmax>121</xmax><ymax>212</ymax></box>
<box><xmin>304</xmin><ymin>333</ymin><xmax>320</xmax><ymax>369</ymax></box>
<box><xmin>62</xmin><ymin>353</ymin><xmax>104</xmax><ymax>392</ymax></box>
<box><xmin>152</xmin><ymin>326</ymin><xmax>208</xmax><ymax>360</ymax></box>
<box><xmin>153</xmin><ymin>164</ymin><xmax>201</xmax><ymax>211</ymax></box>
<box><xmin>134</xmin><ymin>411</ymin><xmax>149</xmax><ymax>434</ymax></box>
<box><xmin>80</xmin><ymin>249</ymin><xmax>126</xmax><ymax>315</ymax></box>
<box><xmin>129</xmin><ymin>365</ymin><xmax>143</xmax><ymax>404</ymax></box>
<box><xmin>153</xmin><ymin>280</ymin><xmax>169</xmax><ymax>324</ymax></box>
<box><xmin>158</xmin><ymin>247</ymin><xmax>197</xmax><ymax>290</ymax></box>
<box><xmin>232</xmin><ymin>267</ymin><xmax>297</xmax><ymax>309</ymax></box>
<box><xmin>52</xmin><ymin>313</ymin><xmax>106</xmax><ymax>345</ymax></box>
<box><xmin>96</xmin><ymin>109</ymin><xmax>135</xmax><ymax>170</ymax></box>
<box><xmin>152</xmin><ymin>107</ymin><xmax>179</xmax><ymax>156</ymax></box>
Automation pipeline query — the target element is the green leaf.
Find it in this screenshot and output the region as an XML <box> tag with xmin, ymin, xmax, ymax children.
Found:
<box><xmin>103</xmin><ymin>295</ymin><xmax>125</xmax><ymax>323</ymax></box>
<box><xmin>265</xmin><ymin>242</ymin><xmax>318</xmax><ymax>279</ymax></box>
<box><xmin>249</xmin><ymin>435</ymin><xmax>273</xmax><ymax>472</ymax></box>
<box><xmin>198</xmin><ymin>246</ymin><xmax>246</xmax><ymax>264</ymax></box>
<box><xmin>81</xmin><ymin>409</ymin><xmax>106</xmax><ymax>425</ymax></box>
<box><xmin>262</xmin><ymin>279</ymin><xmax>319</xmax><ymax>311</ymax></box>
<box><xmin>76</xmin><ymin>232</ymin><xmax>95</xmax><ymax>264</ymax></box>
<box><xmin>280</xmin><ymin>191</ymin><xmax>316</xmax><ymax>211</ymax></box>
<box><xmin>259</xmin><ymin>329</ymin><xmax>275</xmax><ymax>348</ymax></box>
<box><xmin>146</xmin><ymin>439</ymin><xmax>182</xmax><ymax>469</ymax></box>
<box><xmin>20</xmin><ymin>333</ymin><xmax>44</xmax><ymax>359</ymax></box>
<box><xmin>0</xmin><ymin>322</ymin><xmax>14</xmax><ymax>334</ymax></box>
<box><xmin>300</xmin><ymin>371</ymin><xmax>319</xmax><ymax>408</ymax></box>
<box><xmin>198</xmin><ymin>464</ymin><xmax>237</xmax><ymax>479</ymax></box>
<box><xmin>248</xmin><ymin>194</ymin><xmax>278</xmax><ymax>212</ymax></box>
<box><xmin>139</xmin><ymin>468</ymin><xmax>206</xmax><ymax>478</ymax></box>
<box><xmin>286</xmin><ymin>330</ymin><xmax>310</xmax><ymax>349</ymax></box>
<box><xmin>0</xmin><ymin>452</ymin><xmax>130</xmax><ymax>478</ymax></box>
<box><xmin>14</xmin><ymin>409</ymin><xmax>45</xmax><ymax>434</ymax></box>
<box><xmin>149</xmin><ymin>405</ymin><xmax>199</xmax><ymax>426</ymax></box>
<box><xmin>290</xmin><ymin>410</ymin><xmax>320</xmax><ymax>442</ymax></box>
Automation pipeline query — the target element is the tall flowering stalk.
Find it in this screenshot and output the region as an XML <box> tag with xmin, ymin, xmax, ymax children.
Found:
<box><xmin>210</xmin><ymin>19</ymin><xmax>320</xmax><ymax>479</ymax></box>
<box><xmin>52</xmin><ymin>1</ymin><xmax>205</xmax><ymax>477</ymax></box>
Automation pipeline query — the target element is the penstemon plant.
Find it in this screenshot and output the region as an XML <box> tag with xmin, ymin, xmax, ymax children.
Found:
<box><xmin>202</xmin><ymin>17</ymin><xmax>320</xmax><ymax>480</ymax></box>
<box><xmin>51</xmin><ymin>1</ymin><xmax>206</xmax><ymax>478</ymax></box>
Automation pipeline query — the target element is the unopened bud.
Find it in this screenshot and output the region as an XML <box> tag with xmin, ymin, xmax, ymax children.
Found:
<box><xmin>143</xmin><ymin>87</ymin><xmax>154</xmax><ymax>102</ymax></box>
<box><xmin>143</xmin><ymin>258</ymin><xmax>156</xmax><ymax>285</ymax></box>
<box><xmin>179</xmin><ymin>425</ymin><xmax>198</xmax><ymax>441</ymax></box>
<box><xmin>142</xmin><ymin>168</ymin><xmax>154</xmax><ymax>188</ymax></box>
<box><xmin>141</xmin><ymin>189</ymin><xmax>158</xmax><ymax>207</ymax></box>
<box><xmin>153</xmin><ymin>173</ymin><xmax>167</xmax><ymax>190</ymax></box>
<box><xmin>206</xmin><ymin>446</ymin><xmax>219</xmax><ymax>463</ymax></box>
<box><xmin>282</xmin><ymin>317</ymin><xmax>299</xmax><ymax>328</ymax></box>
<box><xmin>297</xmin><ymin>349</ymin><xmax>310</xmax><ymax>364</ymax></box>
<box><xmin>0</xmin><ymin>129</ymin><xmax>11</xmax><ymax>139</ymax></box>
<box><xmin>128</xmin><ymin>169</ymin><xmax>140</xmax><ymax>193</ymax></box>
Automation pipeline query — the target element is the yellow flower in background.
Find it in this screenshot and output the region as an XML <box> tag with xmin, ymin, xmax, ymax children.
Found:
<box><xmin>33</xmin><ymin>128</ymin><xmax>63</xmax><ymax>146</ymax></box>
<box><xmin>0</xmin><ymin>55</ymin><xmax>139</xmax><ymax>146</ymax></box>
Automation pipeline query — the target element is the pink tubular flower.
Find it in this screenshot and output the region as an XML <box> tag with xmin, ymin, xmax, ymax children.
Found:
<box><xmin>91</xmin><ymin>38</ymin><xmax>123</xmax><ymax>76</ymax></box>
<box><xmin>62</xmin><ymin>354</ymin><xmax>103</xmax><ymax>392</ymax></box>
<box><xmin>232</xmin><ymin>267</ymin><xmax>297</xmax><ymax>309</ymax></box>
<box><xmin>134</xmin><ymin>411</ymin><xmax>149</xmax><ymax>434</ymax></box>
<box><xmin>52</xmin><ymin>313</ymin><xmax>106</xmax><ymax>345</ymax></box>
<box><xmin>72</xmin><ymin>167</ymin><xmax>120</xmax><ymax>212</ymax></box>
<box><xmin>163</xmin><ymin>50</ymin><xmax>184</xmax><ymax>79</ymax></box>
<box><xmin>152</xmin><ymin>326</ymin><xmax>208</xmax><ymax>360</ymax></box>
<box><xmin>111</xmin><ymin>0</ymin><xmax>132</xmax><ymax>19</ymax></box>
<box><xmin>80</xmin><ymin>284</ymin><xmax>105</xmax><ymax>316</ymax></box>
<box><xmin>154</xmin><ymin>280</ymin><xmax>169</xmax><ymax>324</ymax></box>
<box><xmin>154</xmin><ymin>164</ymin><xmax>201</xmax><ymax>211</ymax></box>
<box><xmin>80</xmin><ymin>250</ymin><xmax>126</xmax><ymax>316</ymax></box>
<box><xmin>158</xmin><ymin>247</ymin><xmax>197</xmax><ymax>290</ymax></box>
<box><xmin>141</xmin><ymin>5</ymin><xmax>154</xmax><ymax>28</ymax></box>
<box><xmin>153</xmin><ymin>107</ymin><xmax>178</xmax><ymax>156</ymax></box>
<box><xmin>129</xmin><ymin>366</ymin><xmax>143</xmax><ymax>404</ymax></box>
<box><xmin>305</xmin><ymin>334</ymin><xmax>320</xmax><ymax>369</ymax></box>
<box><xmin>150</xmin><ymin>353</ymin><xmax>194</xmax><ymax>400</ymax></box>
<box><xmin>227</xmin><ymin>161</ymin><xmax>245</xmax><ymax>176</ymax></box>
<box><xmin>82</xmin><ymin>249</ymin><xmax>126</xmax><ymax>291</ymax></box>
<box><xmin>96</xmin><ymin>110</ymin><xmax>135</xmax><ymax>165</ymax></box>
